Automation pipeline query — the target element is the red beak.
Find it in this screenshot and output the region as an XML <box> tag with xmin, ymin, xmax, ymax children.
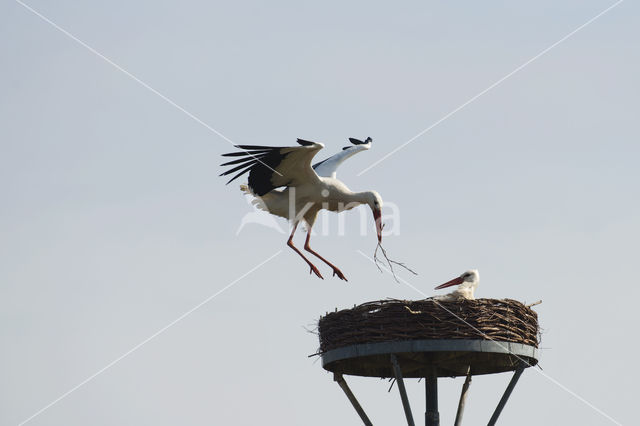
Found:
<box><xmin>434</xmin><ymin>276</ymin><xmax>464</xmax><ymax>290</ymax></box>
<box><xmin>373</xmin><ymin>209</ymin><xmax>382</xmax><ymax>243</ymax></box>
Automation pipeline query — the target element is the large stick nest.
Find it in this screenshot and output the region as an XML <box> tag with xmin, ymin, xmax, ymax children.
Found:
<box><xmin>318</xmin><ymin>298</ymin><xmax>539</xmax><ymax>353</ymax></box>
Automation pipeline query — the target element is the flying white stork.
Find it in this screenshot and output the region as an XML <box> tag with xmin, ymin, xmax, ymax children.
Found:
<box><xmin>432</xmin><ymin>269</ymin><xmax>480</xmax><ymax>301</ymax></box>
<box><xmin>220</xmin><ymin>137</ymin><xmax>382</xmax><ymax>281</ymax></box>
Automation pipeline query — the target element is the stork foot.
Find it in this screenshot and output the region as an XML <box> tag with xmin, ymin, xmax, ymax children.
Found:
<box><xmin>331</xmin><ymin>267</ymin><xmax>348</xmax><ymax>282</ymax></box>
<box><xmin>309</xmin><ymin>264</ymin><xmax>324</xmax><ymax>279</ymax></box>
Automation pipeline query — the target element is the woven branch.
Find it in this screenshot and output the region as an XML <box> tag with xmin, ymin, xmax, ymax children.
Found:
<box><xmin>318</xmin><ymin>298</ymin><xmax>539</xmax><ymax>353</ymax></box>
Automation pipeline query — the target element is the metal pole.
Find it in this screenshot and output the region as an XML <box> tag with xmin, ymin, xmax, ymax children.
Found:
<box><xmin>390</xmin><ymin>354</ymin><xmax>415</xmax><ymax>426</ymax></box>
<box><xmin>333</xmin><ymin>373</ymin><xmax>373</xmax><ymax>426</ymax></box>
<box><xmin>487</xmin><ymin>363</ymin><xmax>526</xmax><ymax>426</ymax></box>
<box><xmin>425</xmin><ymin>365</ymin><xmax>439</xmax><ymax>426</ymax></box>
<box><xmin>454</xmin><ymin>367</ymin><xmax>472</xmax><ymax>426</ymax></box>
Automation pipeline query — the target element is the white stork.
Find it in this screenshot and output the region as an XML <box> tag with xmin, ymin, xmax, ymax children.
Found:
<box><xmin>432</xmin><ymin>269</ymin><xmax>480</xmax><ymax>301</ymax></box>
<box><xmin>220</xmin><ymin>137</ymin><xmax>382</xmax><ymax>281</ymax></box>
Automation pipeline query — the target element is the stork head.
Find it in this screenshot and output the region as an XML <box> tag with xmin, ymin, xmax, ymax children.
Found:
<box><xmin>364</xmin><ymin>191</ymin><xmax>384</xmax><ymax>243</ymax></box>
<box><xmin>434</xmin><ymin>269</ymin><xmax>480</xmax><ymax>290</ymax></box>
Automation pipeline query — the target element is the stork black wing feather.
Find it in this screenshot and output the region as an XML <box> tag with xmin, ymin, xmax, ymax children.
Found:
<box><xmin>233</xmin><ymin>145</ymin><xmax>280</xmax><ymax>150</ymax></box>
<box><xmin>348</xmin><ymin>137</ymin><xmax>372</xmax><ymax>145</ymax></box>
<box><xmin>220</xmin><ymin>156</ymin><xmax>262</xmax><ymax>167</ymax></box>
<box><xmin>219</xmin><ymin>160</ymin><xmax>259</xmax><ymax>177</ymax></box>
<box><xmin>248</xmin><ymin>149</ymin><xmax>293</xmax><ymax>195</ymax></box>
<box><xmin>220</xmin><ymin>145</ymin><xmax>294</xmax><ymax>195</ymax></box>
<box><xmin>221</xmin><ymin>150</ymin><xmax>269</xmax><ymax>157</ymax></box>
<box><xmin>225</xmin><ymin>163</ymin><xmax>258</xmax><ymax>184</ymax></box>
<box><xmin>312</xmin><ymin>158</ymin><xmax>328</xmax><ymax>169</ymax></box>
<box><xmin>297</xmin><ymin>138</ymin><xmax>316</xmax><ymax>146</ymax></box>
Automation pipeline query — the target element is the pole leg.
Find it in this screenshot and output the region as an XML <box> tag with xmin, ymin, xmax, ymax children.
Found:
<box><xmin>487</xmin><ymin>363</ymin><xmax>526</xmax><ymax>426</ymax></box>
<box><xmin>390</xmin><ymin>354</ymin><xmax>415</xmax><ymax>426</ymax></box>
<box><xmin>454</xmin><ymin>367</ymin><xmax>472</xmax><ymax>426</ymax></box>
<box><xmin>425</xmin><ymin>365</ymin><xmax>439</xmax><ymax>426</ymax></box>
<box><xmin>333</xmin><ymin>373</ymin><xmax>373</xmax><ymax>426</ymax></box>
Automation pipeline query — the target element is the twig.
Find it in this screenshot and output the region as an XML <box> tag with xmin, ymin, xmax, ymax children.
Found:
<box><xmin>405</xmin><ymin>306</ymin><xmax>422</xmax><ymax>314</ymax></box>
<box><xmin>373</xmin><ymin>243</ymin><xmax>384</xmax><ymax>273</ymax></box>
<box><xmin>373</xmin><ymin>242</ymin><xmax>418</xmax><ymax>283</ymax></box>
<box><xmin>302</xmin><ymin>324</ymin><xmax>319</xmax><ymax>335</ymax></box>
<box><xmin>387</xmin><ymin>378</ymin><xmax>396</xmax><ymax>392</ymax></box>
<box><xmin>526</xmin><ymin>300</ymin><xmax>542</xmax><ymax>308</ymax></box>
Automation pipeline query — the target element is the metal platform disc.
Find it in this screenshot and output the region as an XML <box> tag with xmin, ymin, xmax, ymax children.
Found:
<box><xmin>321</xmin><ymin>339</ymin><xmax>539</xmax><ymax>378</ymax></box>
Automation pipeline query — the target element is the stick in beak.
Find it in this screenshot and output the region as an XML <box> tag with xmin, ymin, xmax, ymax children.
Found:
<box><xmin>373</xmin><ymin>209</ymin><xmax>382</xmax><ymax>243</ymax></box>
<box><xmin>434</xmin><ymin>276</ymin><xmax>464</xmax><ymax>290</ymax></box>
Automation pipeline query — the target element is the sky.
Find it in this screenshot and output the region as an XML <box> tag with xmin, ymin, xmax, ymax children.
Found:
<box><xmin>1</xmin><ymin>0</ymin><xmax>638</xmax><ymax>425</ymax></box>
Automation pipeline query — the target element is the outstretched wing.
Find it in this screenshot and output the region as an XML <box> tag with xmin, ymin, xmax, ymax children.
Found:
<box><xmin>220</xmin><ymin>139</ymin><xmax>324</xmax><ymax>196</ymax></box>
<box><xmin>312</xmin><ymin>137</ymin><xmax>372</xmax><ymax>178</ymax></box>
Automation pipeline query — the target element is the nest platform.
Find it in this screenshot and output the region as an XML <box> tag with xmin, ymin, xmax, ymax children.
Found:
<box><xmin>318</xmin><ymin>298</ymin><xmax>539</xmax><ymax>378</ymax></box>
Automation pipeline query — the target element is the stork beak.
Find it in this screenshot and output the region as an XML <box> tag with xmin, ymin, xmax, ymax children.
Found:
<box><xmin>373</xmin><ymin>209</ymin><xmax>382</xmax><ymax>243</ymax></box>
<box><xmin>434</xmin><ymin>276</ymin><xmax>464</xmax><ymax>290</ymax></box>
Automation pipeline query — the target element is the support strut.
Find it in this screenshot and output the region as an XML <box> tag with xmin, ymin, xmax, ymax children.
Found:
<box><xmin>333</xmin><ymin>373</ymin><xmax>373</xmax><ymax>426</ymax></box>
<box><xmin>390</xmin><ymin>354</ymin><xmax>415</xmax><ymax>426</ymax></box>
<box><xmin>454</xmin><ymin>367</ymin><xmax>472</xmax><ymax>426</ymax></box>
<box><xmin>487</xmin><ymin>363</ymin><xmax>526</xmax><ymax>425</ymax></box>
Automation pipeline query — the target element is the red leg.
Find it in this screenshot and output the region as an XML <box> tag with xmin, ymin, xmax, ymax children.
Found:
<box><xmin>287</xmin><ymin>223</ymin><xmax>323</xmax><ymax>279</ymax></box>
<box><xmin>304</xmin><ymin>230</ymin><xmax>348</xmax><ymax>282</ymax></box>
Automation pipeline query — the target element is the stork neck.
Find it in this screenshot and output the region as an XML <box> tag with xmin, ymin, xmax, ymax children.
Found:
<box><xmin>344</xmin><ymin>191</ymin><xmax>371</xmax><ymax>206</ymax></box>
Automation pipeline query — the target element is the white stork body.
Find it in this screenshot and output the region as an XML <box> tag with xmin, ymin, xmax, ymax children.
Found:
<box><xmin>245</xmin><ymin>178</ymin><xmax>374</xmax><ymax>227</ymax></box>
<box><xmin>221</xmin><ymin>137</ymin><xmax>382</xmax><ymax>281</ymax></box>
<box><xmin>432</xmin><ymin>269</ymin><xmax>480</xmax><ymax>301</ymax></box>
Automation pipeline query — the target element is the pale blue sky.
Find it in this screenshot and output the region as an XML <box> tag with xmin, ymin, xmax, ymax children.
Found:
<box><xmin>1</xmin><ymin>1</ymin><xmax>638</xmax><ymax>425</ymax></box>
